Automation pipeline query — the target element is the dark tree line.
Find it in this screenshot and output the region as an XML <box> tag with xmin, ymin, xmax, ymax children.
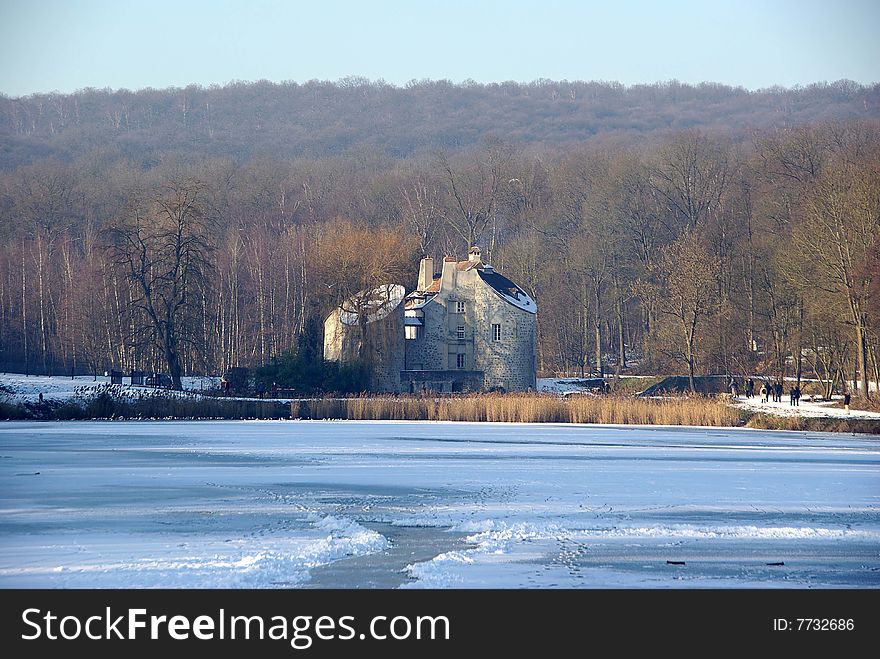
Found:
<box><xmin>1</xmin><ymin>78</ymin><xmax>877</xmax><ymax>169</ymax></box>
<box><xmin>0</xmin><ymin>98</ymin><xmax>877</xmax><ymax>397</ymax></box>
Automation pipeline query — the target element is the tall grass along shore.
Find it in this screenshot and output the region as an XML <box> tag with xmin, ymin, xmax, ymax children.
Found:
<box><xmin>5</xmin><ymin>389</ymin><xmax>878</xmax><ymax>433</ymax></box>
<box><xmin>294</xmin><ymin>394</ymin><xmax>743</xmax><ymax>426</ymax></box>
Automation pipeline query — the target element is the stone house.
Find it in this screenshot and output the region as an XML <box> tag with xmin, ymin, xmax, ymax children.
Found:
<box><xmin>324</xmin><ymin>247</ymin><xmax>537</xmax><ymax>393</ymax></box>
<box><xmin>323</xmin><ymin>283</ymin><xmax>406</xmax><ymax>393</ymax></box>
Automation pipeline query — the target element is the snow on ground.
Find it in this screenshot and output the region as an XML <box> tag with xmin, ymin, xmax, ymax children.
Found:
<box><xmin>0</xmin><ymin>373</ymin><xmax>220</xmax><ymax>405</ymax></box>
<box><xmin>1</xmin><ymin>373</ymin><xmax>110</xmax><ymax>402</ymax></box>
<box><xmin>731</xmin><ymin>393</ymin><xmax>880</xmax><ymax>420</ymax></box>
<box><xmin>1</xmin><ymin>420</ymin><xmax>877</xmax><ymax>588</ymax></box>
<box><xmin>537</xmin><ymin>377</ymin><xmax>602</xmax><ymax>395</ymax></box>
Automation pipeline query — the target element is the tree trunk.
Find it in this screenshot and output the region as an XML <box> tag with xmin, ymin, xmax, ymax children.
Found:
<box><xmin>594</xmin><ymin>281</ymin><xmax>602</xmax><ymax>377</ymax></box>
<box><xmin>166</xmin><ymin>341</ymin><xmax>183</xmax><ymax>391</ymax></box>
<box><xmin>870</xmin><ymin>342</ymin><xmax>879</xmax><ymax>398</ymax></box>
<box><xmin>855</xmin><ymin>321</ymin><xmax>870</xmax><ymax>399</ymax></box>
<box><xmin>746</xmin><ymin>207</ymin><xmax>755</xmax><ymax>357</ymax></box>
<box><xmin>679</xmin><ymin>315</ymin><xmax>697</xmax><ymax>393</ymax></box>
<box><xmin>616</xmin><ymin>296</ymin><xmax>626</xmax><ymax>373</ymax></box>
<box><xmin>795</xmin><ymin>299</ymin><xmax>803</xmax><ymax>388</ymax></box>
<box><xmin>685</xmin><ymin>314</ymin><xmax>697</xmax><ymax>393</ymax></box>
<box><xmin>37</xmin><ymin>236</ymin><xmax>48</xmax><ymax>374</ymax></box>
<box><xmin>20</xmin><ymin>241</ymin><xmax>28</xmax><ymax>375</ymax></box>
<box><xmin>581</xmin><ymin>278</ymin><xmax>589</xmax><ymax>377</ymax></box>
<box><xmin>687</xmin><ymin>349</ymin><xmax>696</xmax><ymax>393</ymax></box>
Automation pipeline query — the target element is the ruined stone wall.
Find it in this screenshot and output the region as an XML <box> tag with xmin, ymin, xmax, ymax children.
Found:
<box><xmin>324</xmin><ymin>304</ymin><xmax>405</xmax><ymax>393</ymax></box>
<box><xmin>367</xmin><ymin>308</ymin><xmax>405</xmax><ymax>393</ymax></box>
<box><xmin>323</xmin><ymin>310</ymin><xmax>345</xmax><ymax>362</ymax></box>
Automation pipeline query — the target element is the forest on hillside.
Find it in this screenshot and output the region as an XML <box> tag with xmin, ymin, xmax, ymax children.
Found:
<box><xmin>2</xmin><ymin>78</ymin><xmax>878</xmax><ymax>168</ymax></box>
<box><xmin>0</xmin><ymin>80</ymin><xmax>878</xmax><ymax>397</ymax></box>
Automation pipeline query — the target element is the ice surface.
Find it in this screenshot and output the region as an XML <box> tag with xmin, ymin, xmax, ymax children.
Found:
<box><xmin>1</xmin><ymin>420</ymin><xmax>878</xmax><ymax>588</ymax></box>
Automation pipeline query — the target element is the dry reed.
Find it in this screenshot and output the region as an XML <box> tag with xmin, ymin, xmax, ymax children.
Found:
<box><xmin>294</xmin><ymin>393</ymin><xmax>743</xmax><ymax>427</ymax></box>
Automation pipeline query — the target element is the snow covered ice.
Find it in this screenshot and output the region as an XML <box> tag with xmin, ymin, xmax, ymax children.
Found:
<box><xmin>1</xmin><ymin>420</ymin><xmax>878</xmax><ymax>588</ymax></box>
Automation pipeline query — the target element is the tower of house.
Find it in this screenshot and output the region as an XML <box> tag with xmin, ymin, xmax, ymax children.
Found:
<box><xmin>401</xmin><ymin>247</ymin><xmax>537</xmax><ymax>393</ymax></box>
<box><xmin>324</xmin><ymin>247</ymin><xmax>537</xmax><ymax>393</ymax></box>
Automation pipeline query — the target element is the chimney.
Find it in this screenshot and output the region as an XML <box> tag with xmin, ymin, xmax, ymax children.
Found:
<box><xmin>418</xmin><ymin>257</ymin><xmax>434</xmax><ymax>291</ymax></box>
<box><xmin>468</xmin><ymin>246</ymin><xmax>482</xmax><ymax>263</ymax></box>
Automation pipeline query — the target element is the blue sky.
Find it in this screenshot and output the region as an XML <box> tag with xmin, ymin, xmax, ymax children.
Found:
<box><xmin>1</xmin><ymin>0</ymin><xmax>878</xmax><ymax>96</ymax></box>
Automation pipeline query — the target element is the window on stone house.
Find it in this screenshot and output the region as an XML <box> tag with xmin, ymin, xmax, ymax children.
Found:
<box><xmin>456</xmin><ymin>353</ymin><xmax>466</xmax><ymax>369</ymax></box>
<box><xmin>492</xmin><ymin>323</ymin><xmax>502</xmax><ymax>341</ymax></box>
<box><xmin>455</xmin><ymin>301</ymin><xmax>465</xmax><ymax>314</ymax></box>
<box><xmin>457</xmin><ymin>325</ymin><xmax>465</xmax><ymax>340</ymax></box>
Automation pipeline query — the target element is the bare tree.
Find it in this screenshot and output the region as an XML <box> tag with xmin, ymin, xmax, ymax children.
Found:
<box><xmin>794</xmin><ymin>153</ymin><xmax>879</xmax><ymax>399</ymax></box>
<box><xmin>636</xmin><ymin>231</ymin><xmax>721</xmax><ymax>392</ymax></box>
<box><xmin>316</xmin><ymin>217</ymin><xmax>416</xmax><ymax>385</ymax></box>
<box><xmin>107</xmin><ymin>179</ymin><xmax>215</xmax><ymax>390</ymax></box>
<box><xmin>10</xmin><ymin>161</ymin><xmax>79</xmax><ymax>373</ymax></box>
<box><xmin>400</xmin><ymin>171</ymin><xmax>441</xmax><ymax>257</ymax></box>
<box><xmin>436</xmin><ymin>142</ymin><xmax>514</xmax><ymax>253</ymax></box>
<box><xmin>316</xmin><ymin>217</ymin><xmax>416</xmax><ymax>312</ymax></box>
<box><xmin>652</xmin><ymin>131</ymin><xmax>730</xmax><ymax>233</ymax></box>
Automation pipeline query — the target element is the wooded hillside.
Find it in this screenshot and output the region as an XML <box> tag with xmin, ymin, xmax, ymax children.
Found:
<box><xmin>2</xmin><ymin>78</ymin><xmax>877</xmax><ymax>167</ymax></box>
<box><xmin>1</xmin><ymin>79</ymin><xmax>878</xmax><ymax>396</ymax></box>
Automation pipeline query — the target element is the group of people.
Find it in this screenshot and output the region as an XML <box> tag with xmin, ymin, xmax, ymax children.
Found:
<box><xmin>757</xmin><ymin>380</ymin><xmax>782</xmax><ymax>403</ymax></box>
<box><xmin>730</xmin><ymin>378</ymin><xmax>801</xmax><ymax>406</ymax></box>
<box><xmin>729</xmin><ymin>377</ymin><xmax>857</xmax><ymax>413</ymax></box>
<box><xmin>730</xmin><ymin>377</ymin><xmax>761</xmax><ymax>399</ymax></box>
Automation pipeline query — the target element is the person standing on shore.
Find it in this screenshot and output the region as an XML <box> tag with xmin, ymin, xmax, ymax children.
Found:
<box><xmin>844</xmin><ymin>391</ymin><xmax>852</xmax><ymax>414</ymax></box>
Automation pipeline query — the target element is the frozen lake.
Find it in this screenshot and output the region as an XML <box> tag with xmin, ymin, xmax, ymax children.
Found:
<box><xmin>1</xmin><ymin>420</ymin><xmax>878</xmax><ymax>588</ymax></box>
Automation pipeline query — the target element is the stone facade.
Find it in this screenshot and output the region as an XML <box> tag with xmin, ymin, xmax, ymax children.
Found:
<box><xmin>324</xmin><ymin>249</ymin><xmax>537</xmax><ymax>393</ymax></box>
<box><xmin>323</xmin><ymin>284</ymin><xmax>406</xmax><ymax>392</ymax></box>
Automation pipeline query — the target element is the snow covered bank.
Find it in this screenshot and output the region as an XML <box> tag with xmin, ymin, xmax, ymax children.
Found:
<box><xmin>732</xmin><ymin>394</ymin><xmax>880</xmax><ymax>421</ymax></box>
<box><xmin>0</xmin><ymin>373</ymin><xmax>218</xmax><ymax>405</ymax></box>
<box><xmin>538</xmin><ymin>377</ymin><xmax>603</xmax><ymax>395</ymax></box>
<box><xmin>2</xmin><ymin>373</ymin><xmax>878</xmax><ymax>436</ymax></box>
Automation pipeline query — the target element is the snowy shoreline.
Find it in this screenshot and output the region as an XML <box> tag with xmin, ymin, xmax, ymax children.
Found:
<box><xmin>2</xmin><ymin>373</ymin><xmax>879</xmax><ymax>428</ymax></box>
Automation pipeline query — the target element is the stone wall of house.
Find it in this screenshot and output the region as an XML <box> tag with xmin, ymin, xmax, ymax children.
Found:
<box><xmin>323</xmin><ymin>309</ymin><xmax>345</xmax><ymax>362</ymax></box>
<box><xmin>404</xmin><ymin>298</ymin><xmax>447</xmax><ymax>371</ymax></box>
<box><xmin>399</xmin><ymin>369</ymin><xmax>483</xmax><ymax>394</ymax></box>
<box><xmin>472</xmin><ymin>273</ymin><xmax>537</xmax><ymax>392</ymax></box>
<box><xmin>402</xmin><ymin>262</ymin><xmax>536</xmax><ymax>393</ymax></box>
<box><xmin>368</xmin><ymin>309</ymin><xmax>405</xmax><ymax>392</ymax></box>
<box><xmin>324</xmin><ymin>304</ymin><xmax>405</xmax><ymax>393</ymax></box>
